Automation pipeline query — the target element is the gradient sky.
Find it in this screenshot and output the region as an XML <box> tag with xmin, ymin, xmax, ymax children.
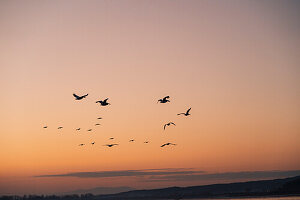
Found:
<box><xmin>0</xmin><ymin>0</ymin><xmax>300</xmax><ymax>195</ymax></box>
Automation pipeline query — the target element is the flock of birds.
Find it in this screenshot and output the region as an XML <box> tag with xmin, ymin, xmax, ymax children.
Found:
<box><xmin>43</xmin><ymin>94</ymin><xmax>191</xmax><ymax>148</ymax></box>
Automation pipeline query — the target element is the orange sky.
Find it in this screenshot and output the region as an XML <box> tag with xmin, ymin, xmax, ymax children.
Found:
<box><xmin>0</xmin><ymin>0</ymin><xmax>299</xmax><ymax>195</ymax></box>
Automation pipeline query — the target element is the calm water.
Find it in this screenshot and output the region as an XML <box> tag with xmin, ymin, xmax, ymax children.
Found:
<box><xmin>183</xmin><ymin>197</ymin><xmax>300</xmax><ymax>200</ymax></box>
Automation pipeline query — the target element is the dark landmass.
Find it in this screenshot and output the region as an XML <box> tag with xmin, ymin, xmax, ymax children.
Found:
<box><xmin>63</xmin><ymin>186</ymin><xmax>134</xmax><ymax>195</ymax></box>
<box><xmin>1</xmin><ymin>176</ymin><xmax>299</xmax><ymax>200</ymax></box>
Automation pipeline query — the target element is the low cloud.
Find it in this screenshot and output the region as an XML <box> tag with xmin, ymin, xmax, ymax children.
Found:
<box><xmin>36</xmin><ymin>168</ymin><xmax>204</xmax><ymax>178</ymax></box>
<box><xmin>36</xmin><ymin>169</ymin><xmax>300</xmax><ymax>184</ymax></box>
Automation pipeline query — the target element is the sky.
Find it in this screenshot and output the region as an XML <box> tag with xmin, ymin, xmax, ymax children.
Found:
<box><xmin>0</xmin><ymin>0</ymin><xmax>300</xmax><ymax>195</ymax></box>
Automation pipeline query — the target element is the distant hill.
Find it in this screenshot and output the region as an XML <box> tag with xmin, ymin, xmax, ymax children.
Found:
<box><xmin>64</xmin><ymin>186</ymin><xmax>134</xmax><ymax>195</ymax></box>
<box><xmin>1</xmin><ymin>176</ymin><xmax>299</xmax><ymax>200</ymax></box>
<box><xmin>94</xmin><ymin>175</ymin><xmax>300</xmax><ymax>199</ymax></box>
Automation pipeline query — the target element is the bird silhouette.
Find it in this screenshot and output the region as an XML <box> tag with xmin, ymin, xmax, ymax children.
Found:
<box><xmin>95</xmin><ymin>123</ymin><xmax>101</xmax><ymax>126</ymax></box>
<box><xmin>76</xmin><ymin>128</ymin><xmax>81</xmax><ymax>131</ymax></box>
<box><xmin>164</xmin><ymin>122</ymin><xmax>176</xmax><ymax>130</ymax></box>
<box><xmin>57</xmin><ymin>126</ymin><xmax>63</xmax><ymax>129</ymax></box>
<box><xmin>160</xmin><ymin>143</ymin><xmax>176</xmax><ymax>147</ymax></box>
<box><xmin>96</xmin><ymin>98</ymin><xmax>110</xmax><ymax>106</ymax></box>
<box><xmin>91</xmin><ymin>142</ymin><xmax>95</xmax><ymax>145</ymax></box>
<box><xmin>79</xmin><ymin>144</ymin><xmax>85</xmax><ymax>146</ymax></box>
<box><xmin>177</xmin><ymin>108</ymin><xmax>191</xmax><ymax>116</ymax></box>
<box><xmin>104</xmin><ymin>144</ymin><xmax>118</xmax><ymax>147</ymax></box>
<box><xmin>87</xmin><ymin>129</ymin><xmax>92</xmax><ymax>131</ymax></box>
<box><xmin>43</xmin><ymin>126</ymin><xmax>48</xmax><ymax>129</ymax></box>
<box><xmin>73</xmin><ymin>93</ymin><xmax>88</xmax><ymax>100</ymax></box>
<box><xmin>129</xmin><ymin>139</ymin><xmax>135</xmax><ymax>142</ymax></box>
<box><xmin>157</xmin><ymin>96</ymin><xmax>170</xmax><ymax>103</ymax></box>
<box><xmin>109</xmin><ymin>137</ymin><xmax>114</xmax><ymax>140</ymax></box>
<box><xmin>97</xmin><ymin>117</ymin><xmax>103</xmax><ymax>120</ymax></box>
<box><xmin>144</xmin><ymin>141</ymin><xmax>149</xmax><ymax>144</ymax></box>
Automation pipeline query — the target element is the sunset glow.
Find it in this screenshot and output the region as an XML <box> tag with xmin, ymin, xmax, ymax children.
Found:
<box><xmin>0</xmin><ymin>0</ymin><xmax>299</xmax><ymax>195</ymax></box>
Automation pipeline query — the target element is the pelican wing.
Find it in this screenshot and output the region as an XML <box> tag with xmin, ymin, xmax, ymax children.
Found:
<box><xmin>73</xmin><ymin>93</ymin><xmax>80</xmax><ymax>98</ymax></box>
<box><xmin>163</xmin><ymin>96</ymin><xmax>170</xmax><ymax>101</ymax></box>
<box><xmin>186</xmin><ymin>108</ymin><xmax>191</xmax><ymax>114</ymax></box>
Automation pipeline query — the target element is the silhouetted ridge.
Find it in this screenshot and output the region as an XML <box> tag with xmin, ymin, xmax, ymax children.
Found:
<box><xmin>1</xmin><ymin>176</ymin><xmax>300</xmax><ymax>200</ymax></box>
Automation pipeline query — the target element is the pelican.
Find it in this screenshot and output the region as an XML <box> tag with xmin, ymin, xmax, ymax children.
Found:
<box><xmin>160</xmin><ymin>143</ymin><xmax>176</xmax><ymax>147</ymax></box>
<box><xmin>164</xmin><ymin>122</ymin><xmax>176</xmax><ymax>130</ymax></box>
<box><xmin>43</xmin><ymin>126</ymin><xmax>48</xmax><ymax>129</ymax></box>
<box><xmin>157</xmin><ymin>96</ymin><xmax>170</xmax><ymax>104</ymax></box>
<box><xmin>129</xmin><ymin>139</ymin><xmax>135</xmax><ymax>142</ymax></box>
<box><xmin>177</xmin><ymin>108</ymin><xmax>191</xmax><ymax>116</ymax></box>
<box><xmin>58</xmin><ymin>126</ymin><xmax>63</xmax><ymax>129</ymax></box>
<box><xmin>87</xmin><ymin>129</ymin><xmax>92</xmax><ymax>131</ymax></box>
<box><xmin>76</xmin><ymin>128</ymin><xmax>81</xmax><ymax>131</ymax></box>
<box><xmin>104</xmin><ymin>144</ymin><xmax>118</xmax><ymax>147</ymax></box>
<box><xmin>91</xmin><ymin>142</ymin><xmax>95</xmax><ymax>145</ymax></box>
<box><xmin>73</xmin><ymin>93</ymin><xmax>88</xmax><ymax>100</ymax></box>
<box><xmin>95</xmin><ymin>123</ymin><xmax>101</xmax><ymax>126</ymax></box>
<box><xmin>79</xmin><ymin>144</ymin><xmax>85</xmax><ymax>146</ymax></box>
<box><xmin>96</xmin><ymin>98</ymin><xmax>110</xmax><ymax>106</ymax></box>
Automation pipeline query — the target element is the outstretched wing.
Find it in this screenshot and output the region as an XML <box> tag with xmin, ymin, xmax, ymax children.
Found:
<box><xmin>73</xmin><ymin>93</ymin><xmax>80</xmax><ymax>98</ymax></box>
<box><xmin>170</xmin><ymin>122</ymin><xmax>176</xmax><ymax>126</ymax></box>
<box><xmin>83</xmin><ymin>94</ymin><xmax>88</xmax><ymax>98</ymax></box>
<box><xmin>177</xmin><ymin>113</ymin><xmax>184</xmax><ymax>115</ymax></box>
<box><xmin>186</xmin><ymin>108</ymin><xmax>191</xmax><ymax>114</ymax></box>
<box><xmin>163</xmin><ymin>96</ymin><xmax>170</xmax><ymax>101</ymax></box>
<box><xmin>163</xmin><ymin>124</ymin><xmax>167</xmax><ymax>130</ymax></box>
<box><xmin>160</xmin><ymin>144</ymin><xmax>166</xmax><ymax>147</ymax></box>
<box><xmin>104</xmin><ymin>98</ymin><xmax>109</xmax><ymax>102</ymax></box>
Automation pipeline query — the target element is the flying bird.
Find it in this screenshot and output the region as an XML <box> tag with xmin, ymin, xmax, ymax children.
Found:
<box><xmin>57</xmin><ymin>126</ymin><xmax>63</xmax><ymax>129</ymax></box>
<box><xmin>76</xmin><ymin>128</ymin><xmax>81</xmax><ymax>131</ymax></box>
<box><xmin>129</xmin><ymin>139</ymin><xmax>135</xmax><ymax>142</ymax></box>
<box><xmin>91</xmin><ymin>142</ymin><xmax>95</xmax><ymax>145</ymax></box>
<box><xmin>104</xmin><ymin>144</ymin><xmax>118</xmax><ymax>147</ymax></box>
<box><xmin>43</xmin><ymin>126</ymin><xmax>48</xmax><ymax>129</ymax></box>
<box><xmin>164</xmin><ymin>122</ymin><xmax>176</xmax><ymax>130</ymax></box>
<box><xmin>87</xmin><ymin>129</ymin><xmax>92</xmax><ymax>131</ymax></box>
<box><xmin>160</xmin><ymin>143</ymin><xmax>176</xmax><ymax>147</ymax></box>
<box><xmin>144</xmin><ymin>141</ymin><xmax>149</xmax><ymax>144</ymax></box>
<box><xmin>97</xmin><ymin>117</ymin><xmax>103</xmax><ymax>120</ymax></box>
<box><xmin>177</xmin><ymin>108</ymin><xmax>191</xmax><ymax>116</ymax></box>
<box><xmin>79</xmin><ymin>144</ymin><xmax>85</xmax><ymax>146</ymax></box>
<box><xmin>95</xmin><ymin>123</ymin><xmax>101</xmax><ymax>126</ymax></box>
<box><xmin>109</xmin><ymin>137</ymin><xmax>114</xmax><ymax>140</ymax></box>
<box><xmin>157</xmin><ymin>96</ymin><xmax>170</xmax><ymax>104</ymax></box>
<box><xmin>73</xmin><ymin>93</ymin><xmax>88</xmax><ymax>100</ymax></box>
<box><xmin>96</xmin><ymin>98</ymin><xmax>110</xmax><ymax>106</ymax></box>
